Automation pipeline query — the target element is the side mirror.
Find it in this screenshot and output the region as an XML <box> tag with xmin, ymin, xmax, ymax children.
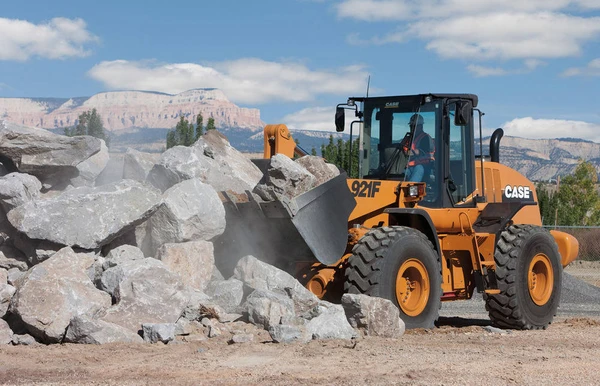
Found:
<box><xmin>335</xmin><ymin>106</ymin><xmax>345</xmax><ymax>132</ymax></box>
<box><xmin>454</xmin><ymin>101</ymin><xmax>472</xmax><ymax>126</ymax></box>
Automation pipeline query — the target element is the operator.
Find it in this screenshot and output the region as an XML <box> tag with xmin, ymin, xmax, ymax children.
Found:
<box><xmin>405</xmin><ymin>113</ymin><xmax>435</xmax><ymax>182</ymax></box>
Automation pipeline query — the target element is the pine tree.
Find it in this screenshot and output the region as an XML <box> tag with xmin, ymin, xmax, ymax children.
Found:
<box><xmin>311</xmin><ymin>147</ymin><xmax>317</xmax><ymax>156</ymax></box>
<box><xmin>87</xmin><ymin>109</ymin><xmax>108</xmax><ymax>143</ymax></box>
<box><xmin>65</xmin><ymin>109</ymin><xmax>109</xmax><ymax>146</ymax></box>
<box><xmin>206</xmin><ymin>117</ymin><xmax>216</xmax><ymax>131</ymax></box>
<box><xmin>195</xmin><ymin>113</ymin><xmax>204</xmax><ymax>140</ymax></box>
<box><xmin>74</xmin><ymin>111</ymin><xmax>89</xmax><ymax>136</ymax></box>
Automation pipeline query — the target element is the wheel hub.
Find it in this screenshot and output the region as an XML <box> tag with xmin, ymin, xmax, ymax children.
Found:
<box><xmin>396</xmin><ymin>259</ymin><xmax>430</xmax><ymax>316</ymax></box>
<box><xmin>528</xmin><ymin>253</ymin><xmax>554</xmax><ymax>306</ymax></box>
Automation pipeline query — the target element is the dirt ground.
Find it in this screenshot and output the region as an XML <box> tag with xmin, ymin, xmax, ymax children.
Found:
<box><xmin>1</xmin><ymin>263</ymin><xmax>600</xmax><ymax>386</ymax></box>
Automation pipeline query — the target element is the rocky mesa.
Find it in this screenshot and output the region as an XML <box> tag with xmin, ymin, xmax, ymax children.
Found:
<box><xmin>0</xmin><ymin>89</ymin><xmax>264</xmax><ymax>132</ymax></box>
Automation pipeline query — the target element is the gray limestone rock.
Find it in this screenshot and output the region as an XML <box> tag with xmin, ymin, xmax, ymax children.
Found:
<box><xmin>0</xmin><ymin>267</ymin><xmax>7</xmax><ymax>284</ymax></box>
<box><xmin>304</xmin><ymin>301</ymin><xmax>356</xmax><ymax>341</ymax></box>
<box><xmin>254</xmin><ymin>154</ymin><xmax>316</xmax><ymax>201</ymax></box>
<box><xmin>101</xmin><ymin>258</ymin><xmax>189</xmax><ymax>333</ymax></box>
<box><xmin>234</xmin><ymin>255</ymin><xmax>319</xmax><ymax>314</ymax></box>
<box><xmin>65</xmin><ymin>316</ymin><xmax>144</xmax><ymax>344</ymax></box>
<box><xmin>0</xmin><ymin>123</ymin><xmax>103</xmax><ymax>188</ymax></box>
<box><xmin>146</xmin><ymin>130</ymin><xmax>262</xmax><ymax>193</ymax></box>
<box><xmin>229</xmin><ymin>333</ymin><xmax>253</xmax><ymax>344</ymax></box>
<box><xmin>243</xmin><ymin>289</ymin><xmax>295</xmax><ymax>330</ymax></box>
<box><xmin>295</xmin><ymin>155</ymin><xmax>340</xmax><ymax>185</ymax></box>
<box><xmin>102</xmin><ymin>245</ymin><xmax>145</xmax><ymax>270</ymax></box>
<box><xmin>204</xmin><ymin>278</ymin><xmax>244</xmax><ymax>313</ymax></box>
<box><xmin>12</xmin><ymin>333</ymin><xmax>36</xmax><ymax>345</ymax></box>
<box><xmin>0</xmin><ymin>245</ymin><xmax>28</xmax><ymax>271</ymax></box>
<box><xmin>148</xmin><ymin>179</ymin><xmax>225</xmax><ymax>251</ymax></box>
<box><xmin>0</xmin><ymin>318</ymin><xmax>13</xmax><ymax>345</ymax></box>
<box><xmin>0</xmin><ymin>172</ymin><xmax>42</xmax><ymax>212</ymax></box>
<box><xmin>155</xmin><ymin>241</ymin><xmax>214</xmax><ymax>291</ymax></box>
<box><xmin>268</xmin><ymin>324</ymin><xmax>305</xmax><ymax>344</ymax></box>
<box><xmin>70</xmin><ymin>140</ymin><xmax>110</xmax><ymax>187</ymax></box>
<box><xmin>10</xmin><ymin>247</ymin><xmax>111</xmax><ymax>343</ymax></box>
<box><xmin>7</xmin><ymin>180</ymin><xmax>161</xmax><ymax>250</ymax></box>
<box><xmin>142</xmin><ymin>323</ymin><xmax>176</xmax><ymax>343</ymax></box>
<box><xmin>123</xmin><ymin>148</ymin><xmax>160</xmax><ymax>182</ymax></box>
<box><xmin>341</xmin><ymin>293</ymin><xmax>405</xmax><ymax>338</ymax></box>
<box><xmin>7</xmin><ymin>268</ymin><xmax>26</xmax><ymax>287</ymax></box>
<box><xmin>0</xmin><ymin>283</ymin><xmax>16</xmax><ymax>317</ymax></box>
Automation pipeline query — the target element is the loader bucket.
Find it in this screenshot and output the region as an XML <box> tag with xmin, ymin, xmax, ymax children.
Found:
<box><xmin>214</xmin><ymin>173</ymin><xmax>356</xmax><ymax>276</ymax></box>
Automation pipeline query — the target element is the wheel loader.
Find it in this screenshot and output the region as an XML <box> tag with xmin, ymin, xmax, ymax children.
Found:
<box><xmin>217</xmin><ymin>93</ymin><xmax>579</xmax><ymax>330</ymax></box>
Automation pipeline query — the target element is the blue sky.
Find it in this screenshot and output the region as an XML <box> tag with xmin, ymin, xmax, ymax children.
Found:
<box><xmin>1</xmin><ymin>0</ymin><xmax>600</xmax><ymax>139</ymax></box>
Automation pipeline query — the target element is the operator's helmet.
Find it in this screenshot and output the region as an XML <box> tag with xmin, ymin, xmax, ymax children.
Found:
<box><xmin>409</xmin><ymin>113</ymin><xmax>424</xmax><ymax>127</ymax></box>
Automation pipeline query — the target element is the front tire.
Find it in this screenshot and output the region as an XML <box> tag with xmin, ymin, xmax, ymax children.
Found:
<box><xmin>485</xmin><ymin>224</ymin><xmax>562</xmax><ymax>330</ymax></box>
<box><xmin>344</xmin><ymin>226</ymin><xmax>442</xmax><ymax>329</ymax></box>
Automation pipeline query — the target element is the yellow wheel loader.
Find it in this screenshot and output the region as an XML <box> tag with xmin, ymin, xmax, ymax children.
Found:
<box><xmin>217</xmin><ymin>93</ymin><xmax>579</xmax><ymax>330</ymax></box>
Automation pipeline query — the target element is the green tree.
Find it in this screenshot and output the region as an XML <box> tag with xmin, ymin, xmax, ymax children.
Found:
<box><xmin>206</xmin><ymin>117</ymin><xmax>216</xmax><ymax>131</ymax></box>
<box><xmin>65</xmin><ymin>109</ymin><xmax>110</xmax><ymax>146</ymax></box>
<box><xmin>556</xmin><ymin>161</ymin><xmax>600</xmax><ymax>226</ymax></box>
<box><xmin>311</xmin><ymin>147</ymin><xmax>317</xmax><ymax>156</ymax></box>
<box><xmin>87</xmin><ymin>109</ymin><xmax>108</xmax><ymax>143</ymax></box>
<box><xmin>195</xmin><ymin>113</ymin><xmax>204</xmax><ymax>140</ymax></box>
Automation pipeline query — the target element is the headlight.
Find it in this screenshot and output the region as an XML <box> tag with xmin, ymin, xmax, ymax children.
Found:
<box><xmin>409</xmin><ymin>185</ymin><xmax>419</xmax><ymax>197</ymax></box>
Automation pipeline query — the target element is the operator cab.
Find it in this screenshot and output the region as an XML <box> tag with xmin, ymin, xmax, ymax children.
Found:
<box><xmin>336</xmin><ymin>94</ymin><xmax>478</xmax><ymax>209</ymax></box>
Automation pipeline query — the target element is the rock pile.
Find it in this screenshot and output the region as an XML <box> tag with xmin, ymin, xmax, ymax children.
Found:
<box><xmin>0</xmin><ymin>121</ymin><xmax>405</xmax><ymax>345</ymax></box>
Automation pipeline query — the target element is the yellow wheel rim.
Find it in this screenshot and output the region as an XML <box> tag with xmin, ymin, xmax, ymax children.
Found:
<box><xmin>528</xmin><ymin>253</ymin><xmax>554</xmax><ymax>306</ymax></box>
<box><xmin>396</xmin><ymin>259</ymin><xmax>430</xmax><ymax>316</ymax></box>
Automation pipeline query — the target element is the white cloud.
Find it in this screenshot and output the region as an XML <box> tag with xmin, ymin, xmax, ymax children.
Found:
<box><xmin>502</xmin><ymin>117</ymin><xmax>600</xmax><ymax>142</ymax></box>
<box><xmin>467</xmin><ymin>65</ymin><xmax>509</xmax><ymax>77</ymax></box>
<box><xmin>562</xmin><ymin>58</ymin><xmax>600</xmax><ymax>76</ymax></box>
<box><xmin>88</xmin><ymin>59</ymin><xmax>369</xmax><ymax>105</ymax></box>
<box><xmin>282</xmin><ymin>106</ymin><xmax>359</xmax><ymax>132</ymax></box>
<box><xmin>0</xmin><ymin>17</ymin><xmax>98</xmax><ymax>61</ymax></box>
<box><xmin>336</xmin><ymin>0</ymin><xmax>413</xmax><ymax>21</ymax></box>
<box><xmin>467</xmin><ymin>60</ymin><xmax>547</xmax><ymax>77</ymax></box>
<box><xmin>335</xmin><ymin>1</ymin><xmax>600</xmax><ymax>69</ymax></box>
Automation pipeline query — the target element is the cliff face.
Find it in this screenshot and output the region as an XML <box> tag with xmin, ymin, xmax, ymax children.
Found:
<box><xmin>0</xmin><ymin>89</ymin><xmax>264</xmax><ymax>132</ymax></box>
<box><xmin>497</xmin><ymin>136</ymin><xmax>600</xmax><ymax>181</ymax></box>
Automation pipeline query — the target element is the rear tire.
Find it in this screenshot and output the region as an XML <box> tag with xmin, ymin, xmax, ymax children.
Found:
<box><xmin>485</xmin><ymin>224</ymin><xmax>562</xmax><ymax>330</ymax></box>
<box><xmin>344</xmin><ymin>226</ymin><xmax>442</xmax><ymax>329</ymax></box>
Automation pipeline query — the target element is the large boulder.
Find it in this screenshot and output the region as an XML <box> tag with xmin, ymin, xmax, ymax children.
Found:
<box><xmin>0</xmin><ymin>282</ymin><xmax>16</xmax><ymax>317</ymax></box>
<box><xmin>70</xmin><ymin>140</ymin><xmax>110</xmax><ymax>187</ymax></box>
<box><xmin>0</xmin><ymin>319</ymin><xmax>13</xmax><ymax>345</ymax></box>
<box><xmin>155</xmin><ymin>241</ymin><xmax>214</xmax><ymax>291</ymax></box>
<box><xmin>254</xmin><ymin>154</ymin><xmax>316</xmax><ymax>201</ymax></box>
<box><xmin>147</xmin><ymin>130</ymin><xmax>262</xmax><ymax>193</ymax></box>
<box><xmin>0</xmin><ymin>122</ymin><xmax>103</xmax><ymax>187</ymax></box>
<box><xmin>148</xmin><ymin>179</ymin><xmax>225</xmax><ymax>251</ymax></box>
<box><xmin>101</xmin><ymin>258</ymin><xmax>189</xmax><ymax>333</ymax></box>
<box><xmin>295</xmin><ymin>155</ymin><xmax>340</xmax><ymax>185</ymax></box>
<box><xmin>9</xmin><ymin>247</ymin><xmax>111</xmax><ymax>343</ymax></box>
<box><xmin>204</xmin><ymin>278</ymin><xmax>244</xmax><ymax>313</ymax></box>
<box><xmin>341</xmin><ymin>293</ymin><xmax>405</xmax><ymax>338</ymax></box>
<box><xmin>123</xmin><ymin>148</ymin><xmax>160</xmax><ymax>182</ymax></box>
<box><xmin>243</xmin><ymin>289</ymin><xmax>295</xmax><ymax>330</ymax></box>
<box><xmin>0</xmin><ymin>173</ymin><xmax>42</xmax><ymax>212</ymax></box>
<box><xmin>7</xmin><ymin>180</ymin><xmax>161</xmax><ymax>250</ymax></box>
<box><xmin>64</xmin><ymin>316</ymin><xmax>144</xmax><ymax>344</ymax></box>
<box><xmin>304</xmin><ymin>302</ymin><xmax>356</xmax><ymax>341</ymax></box>
<box><xmin>234</xmin><ymin>255</ymin><xmax>319</xmax><ymax>314</ymax></box>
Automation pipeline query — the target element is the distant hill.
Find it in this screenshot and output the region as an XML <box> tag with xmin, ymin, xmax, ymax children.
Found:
<box><xmin>0</xmin><ymin>89</ymin><xmax>263</xmax><ymax>132</ymax></box>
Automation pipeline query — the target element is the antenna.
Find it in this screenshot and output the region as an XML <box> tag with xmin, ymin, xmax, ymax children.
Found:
<box><xmin>366</xmin><ymin>75</ymin><xmax>371</xmax><ymax>98</ymax></box>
